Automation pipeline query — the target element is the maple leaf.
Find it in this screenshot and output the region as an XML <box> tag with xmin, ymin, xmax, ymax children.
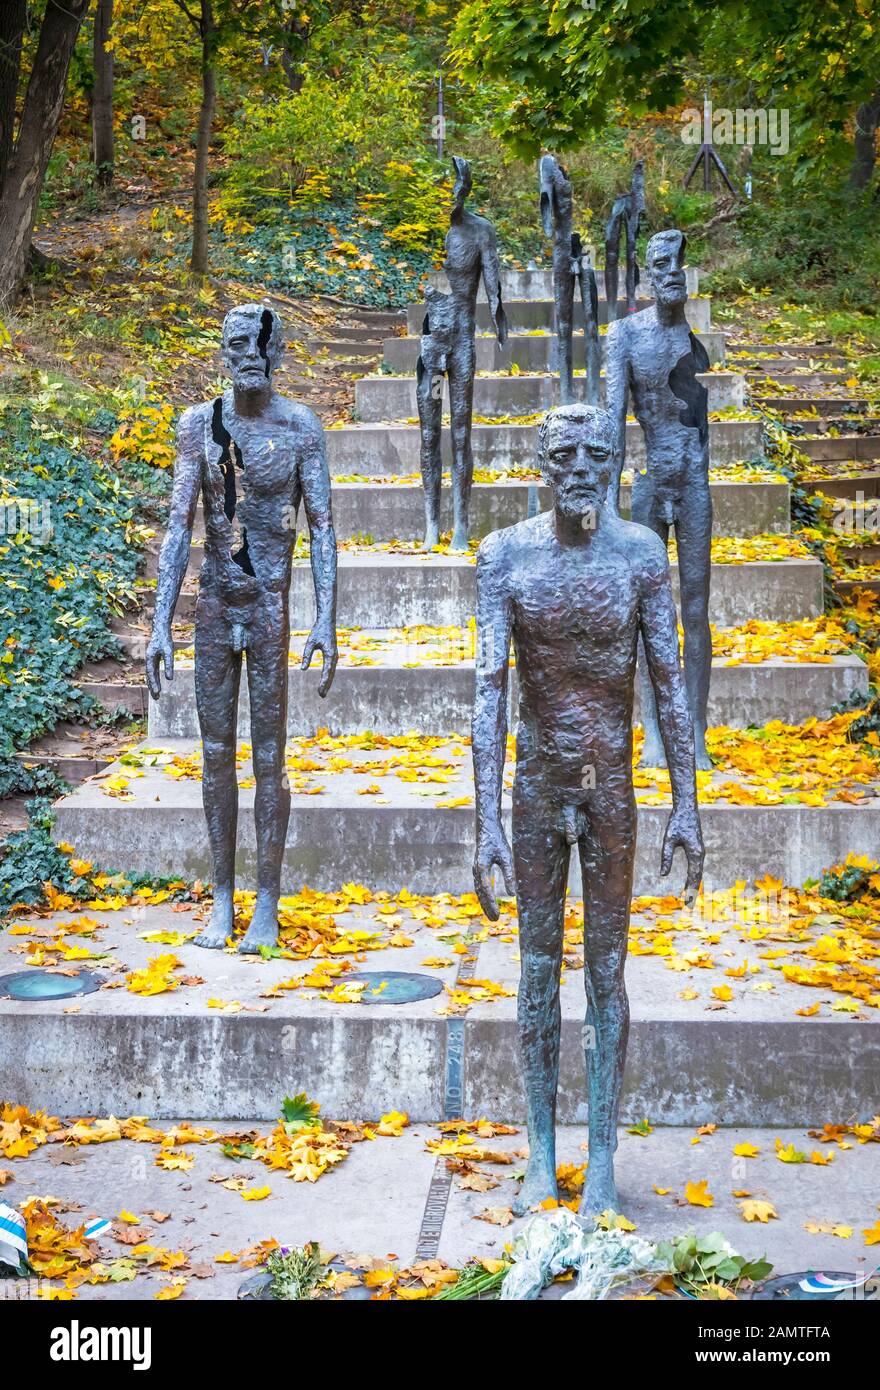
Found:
<box><xmin>863</xmin><ymin>1220</ymin><xmax>880</xmax><ymax>1246</ymax></box>
<box><xmin>476</xmin><ymin>1206</ymin><xmax>514</xmax><ymax>1226</ymax></box>
<box><xmin>376</xmin><ymin>1111</ymin><xmax>409</xmax><ymax>1137</ymax></box>
<box><xmin>685</xmin><ymin>1179</ymin><xmax>714</xmax><ymax>1208</ymax></box>
<box><xmin>241</xmin><ymin>1186</ymin><xmax>271</xmax><ymax>1201</ymax></box>
<box><xmin>733</xmin><ymin>1143</ymin><xmax>760</xmax><ymax>1158</ymax></box>
<box><xmin>740</xmin><ymin>1199</ymin><xmax>778</xmax><ymax>1223</ymax></box>
<box><xmin>155</xmin><ymin>1278</ymin><xmax>187</xmax><ymax>1300</ymax></box>
<box><xmin>155</xmin><ymin>1150</ymin><xmax>193</xmax><ymax>1171</ymax></box>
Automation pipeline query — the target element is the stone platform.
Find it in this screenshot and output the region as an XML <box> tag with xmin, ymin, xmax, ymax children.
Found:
<box><xmin>2</xmin><ymin>902</ymin><xmax>877</xmax><ymax>1125</ymax></box>
<box><xmin>147</xmin><ymin>653</ymin><xmax>867</xmax><ymax>739</ymax></box>
<box><xmin>323</xmin><ymin>419</ymin><xmax>763</xmax><ymax>473</ymax></box>
<box><xmin>382</xmin><ymin>329</ymin><xmax>727</xmax><ymax>372</ymax></box>
<box><xmin>354</xmin><ymin>370</ymin><xmax>744</xmax><ymax>422</ymax></box>
<box><xmin>51</xmin><ymin>741</ymin><xmax>880</xmax><ymax>897</ymax></box>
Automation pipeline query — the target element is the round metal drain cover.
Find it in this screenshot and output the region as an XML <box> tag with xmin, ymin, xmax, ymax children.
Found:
<box><xmin>344</xmin><ymin>970</ymin><xmax>443</xmax><ymax>1004</ymax></box>
<box><xmin>0</xmin><ymin>969</ymin><xmax>103</xmax><ymax>1002</ymax></box>
<box><xmin>750</xmin><ymin>1271</ymin><xmax>862</xmax><ymax>1300</ymax></box>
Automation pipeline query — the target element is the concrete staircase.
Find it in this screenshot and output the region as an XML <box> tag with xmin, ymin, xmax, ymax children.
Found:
<box><xmin>21</xmin><ymin>269</ymin><xmax>879</xmax><ymax>1124</ymax></box>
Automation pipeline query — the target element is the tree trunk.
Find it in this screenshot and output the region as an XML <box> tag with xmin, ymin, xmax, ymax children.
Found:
<box><xmin>0</xmin><ymin>0</ymin><xmax>90</xmax><ymax>307</ymax></box>
<box><xmin>190</xmin><ymin>0</ymin><xmax>216</xmax><ymax>276</ymax></box>
<box><xmin>0</xmin><ymin>0</ymin><xmax>27</xmax><ymax>193</ymax></box>
<box><xmin>850</xmin><ymin>84</ymin><xmax>880</xmax><ymax>190</ymax></box>
<box><xmin>92</xmin><ymin>0</ymin><xmax>115</xmax><ymax>188</ymax></box>
<box><xmin>280</xmin><ymin>15</ymin><xmax>309</xmax><ymax>93</ymax></box>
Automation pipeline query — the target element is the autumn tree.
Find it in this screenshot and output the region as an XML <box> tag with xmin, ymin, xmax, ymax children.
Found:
<box><xmin>0</xmin><ymin>0</ymin><xmax>92</xmax><ymax>306</ymax></box>
<box><xmin>92</xmin><ymin>0</ymin><xmax>115</xmax><ymax>187</ymax></box>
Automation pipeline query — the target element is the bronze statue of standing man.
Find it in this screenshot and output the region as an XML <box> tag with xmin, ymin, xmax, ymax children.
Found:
<box><xmin>417</xmin><ymin>156</ymin><xmax>507</xmax><ymax>551</ymax></box>
<box><xmin>146</xmin><ymin>304</ymin><xmax>338</xmax><ymax>952</ymax></box>
<box><xmin>605</xmin><ymin>229</ymin><xmax>713</xmax><ymax>769</ymax></box>
<box><xmin>472</xmin><ymin>403</ymin><xmax>703</xmax><ymax>1218</ymax></box>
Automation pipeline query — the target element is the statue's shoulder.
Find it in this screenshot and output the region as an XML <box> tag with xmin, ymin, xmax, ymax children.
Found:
<box><xmin>615</xmin><ymin>516</ymin><xmax>670</xmax><ymax>574</ymax></box>
<box><xmin>279</xmin><ymin>396</ymin><xmax>324</xmax><ymax>442</ymax></box>
<box><xmin>177</xmin><ymin>400</ymin><xmax>212</xmax><ymax>453</ymax></box>
<box><xmin>477</xmin><ymin>514</ymin><xmax>547</xmax><ymax>569</ymax></box>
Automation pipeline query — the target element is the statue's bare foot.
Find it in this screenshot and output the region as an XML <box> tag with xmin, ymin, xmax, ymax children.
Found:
<box><xmin>194</xmin><ymin>894</ymin><xmax>235</xmax><ymax>950</ymax></box>
<box><xmin>639</xmin><ymin>733</ymin><xmax>667</xmax><ymax>769</ymax></box>
<box><xmin>423</xmin><ymin>522</ymin><xmax>441</xmax><ymax>551</ymax></box>
<box><xmin>238</xmin><ymin>901</ymin><xmax>279</xmax><ymax>954</ymax></box>
<box><xmin>579</xmin><ymin>1159</ymin><xmax>620</xmax><ymax>1224</ymax></box>
<box><xmin>513</xmin><ymin>1154</ymin><xmax>558</xmax><ymax>1216</ymax></box>
<box><xmin>694</xmin><ymin>730</ymin><xmax>713</xmax><ymax>772</ymax></box>
<box><xmin>449</xmin><ymin>526</ymin><xmax>470</xmax><ymax>553</ymax></box>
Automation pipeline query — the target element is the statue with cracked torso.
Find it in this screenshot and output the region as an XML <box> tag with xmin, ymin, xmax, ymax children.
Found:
<box><xmin>605</xmin><ymin>228</ymin><xmax>714</xmax><ymax>770</ymax></box>
<box><xmin>146</xmin><ymin>304</ymin><xmax>338</xmax><ymax>953</ymax></box>
<box><xmin>471</xmin><ymin>401</ymin><xmax>704</xmax><ymax>1218</ymax></box>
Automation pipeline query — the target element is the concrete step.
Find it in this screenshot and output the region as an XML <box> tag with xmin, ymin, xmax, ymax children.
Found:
<box><xmin>51</xmin><ymin>739</ymin><xmax>880</xmax><ymax>899</ymax></box>
<box><xmin>426</xmin><ymin>261</ymin><xmax>698</xmax><ymax>301</ymax></box>
<box><xmin>798</xmin><ymin>435</ymin><xmax>880</xmax><ymax>463</ymax></box>
<box><xmin>308</xmin><ymin>339</ymin><xmax>383</xmax><ymax>358</ymax></box>
<box><xmin>753</xmin><ymin>396</ymin><xmax>869</xmax><ymax>416</ymax></box>
<box><xmin>325</xmin><ymin>477</ymin><xmax>790</xmax><ymax>541</ymax></box>
<box><xmin>383</xmin><ymin>331</ymin><xmax>727</xmax><ymax>373</ymax></box>
<box><xmin>325</xmin><ymin>419</ymin><xmax>764</xmax><ymax>476</ymax></box>
<box><xmin>148</xmin><ymin>652</ymin><xmax>867</xmax><ymax>740</ymax></box>
<box><xmin>6</xmin><ymin>899</ymin><xmax>877</xmax><ymax>1125</ymax></box>
<box><xmin>169</xmin><ymin>478</ymin><xmax>789</xmax><ymax>562</ymax></box>
<box><xmin>139</xmin><ymin>552</ymin><xmax>823</xmax><ymax>628</ymax></box>
<box><xmin>727</xmin><ymin>342</ymin><xmax>847</xmax><ymax>359</ymax></box>
<box><xmin>355</xmin><ymin>371</ymin><xmax>745</xmax><ymax>423</ymax></box>
<box><xmin>745</xmin><ymin>372</ymin><xmax>845</xmax><ymax>388</ymax></box>
<box><xmin>77</xmin><ymin>679</ymin><xmax>149</xmax><ymax>719</ymax></box>
<box><xmin>407</xmin><ymin>298</ymin><xmax>713</xmax><ymax>335</ymax></box>
<box><xmin>804</xmin><ymin>471</ymin><xmax>880</xmax><ymax>501</ymax></box>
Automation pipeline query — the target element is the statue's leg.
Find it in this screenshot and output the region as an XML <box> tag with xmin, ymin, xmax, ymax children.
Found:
<box><xmin>675</xmin><ymin>485</ymin><xmax>714</xmax><ymax>771</ymax></box>
<box><xmin>624</xmin><ymin>211</ymin><xmax>639</xmax><ymax>313</ymax></box>
<box><xmin>631</xmin><ymin>484</ymin><xmax>672</xmax><ymax>767</ymax></box>
<box><xmin>193</xmin><ymin>606</ymin><xmax>242</xmax><ymax>948</ymax></box>
<box><xmin>511</xmin><ymin>771</ymin><xmax>570</xmax><ymax>1215</ymax></box>
<box><xmin>555</xmin><ymin>263</ymin><xmax>575</xmax><ymax>405</ymax></box>
<box><xmin>604</xmin><ymin>209</ymin><xmax>623</xmax><ymax>323</ymax></box>
<box><xmin>447</xmin><ymin>342</ymin><xmax>476</xmax><ymax>551</ymax></box>
<box><xmin>416</xmin><ymin>356</ymin><xmax>443</xmax><ymax>550</ymax></box>
<box><xmin>237</xmin><ymin>599</ymin><xmax>291</xmax><ymax>953</ymax></box>
<box><xmin>577</xmin><ymin>794</ymin><xmax>636</xmax><ymax>1220</ymax></box>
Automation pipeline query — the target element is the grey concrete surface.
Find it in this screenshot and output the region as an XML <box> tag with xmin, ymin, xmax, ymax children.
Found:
<box><xmin>406</xmin><ymin>297</ymin><xmax>713</xmax><ymax>334</ymax></box>
<box><xmin>147</xmin><ymin>655</ymin><xmax>868</xmax><ymax>740</ymax></box>
<box><xmin>382</xmin><ymin>328</ymin><xmax>726</xmax><ymax>372</ymax></box>
<box><xmin>323</xmin><ymin>420</ymin><xmax>765</xmax><ymax>475</ymax></box>
<box><xmin>354</xmin><ymin>370</ymin><xmax>745</xmax><ymax>423</ymax></box>
<box><xmin>51</xmin><ymin>741</ymin><xmax>880</xmax><ymax>898</ymax></box>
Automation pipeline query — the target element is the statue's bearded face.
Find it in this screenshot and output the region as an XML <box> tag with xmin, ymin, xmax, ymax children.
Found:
<box><xmin>541</xmin><ymin>412</ymin><xmax>613</xmax><ymax>523</ymax></box>
<box><xmin>222</xmin><ymin>308</ymin><xmax>282</xmax><ymax>391</ymax></box>
<box><xmin>647</xmin><ymin>232</ymin><xmax>687</xmax><ymax>307</ymax></box>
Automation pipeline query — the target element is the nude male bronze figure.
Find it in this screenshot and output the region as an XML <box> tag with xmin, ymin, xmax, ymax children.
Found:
<box><xmin>146</xmin><ymin>304</ymin><xmax>338</xmax><ymax>952</ymax></box>
<box><xmin>471</xmin><ymin>402</ymin><xmax>703</xmax><ymax>1218</ymax></box>
<box><xmin>538</xmin><ymin>154</ymin><xmax>600</xmax><ymax>407</ymax></box>
<box><xmin>605</xmin><ymin>229</ymin><xmax>713</xmax><ymax>769</ymax></box>
<box><xmin>417</xmin><ymin>156</ymin><xmax>507</xmax><ymax>551</ymax></box>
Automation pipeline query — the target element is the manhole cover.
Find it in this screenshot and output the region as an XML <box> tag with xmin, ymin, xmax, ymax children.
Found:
<box><xmin>751</xmin><ymin>1271</ymin><xmax>862</xmax><ymax>1300</ymax></box>
<box><xmin>344</xmin><ymin>971</ymin><xmax>443</xmax><ymax>1004</ymax></box>
<box><xmin>0</xmin><ymin>969</ymin><xmax>103</xmax><ymax>1002</ymax></box>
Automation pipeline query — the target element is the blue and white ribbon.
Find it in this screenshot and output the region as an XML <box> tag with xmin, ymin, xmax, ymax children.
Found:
<box><xmin>0</xmin><ymin>1203</ymin><xmax>28</xmax><ymax>1268</ymax></box>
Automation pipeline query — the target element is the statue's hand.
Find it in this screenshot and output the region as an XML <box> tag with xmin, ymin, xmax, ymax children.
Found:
<box><xmin>302</xmin><ymin>621</ymin><xmax>338</xmax><ymax>698</ymax></box>
<box><xmin>473</xmin><ymin>823</ymin><xmax>516</xmax><ymax>921</ymax></box>
<box><xmin>660</xmin><ymin>806</ymin><xmax>704</xmax><ymax>906</ymax></box>
<box><xmin>145</xmin><ymin>627</ymin><xmax>174</xmax><ymax>700</ymax></box>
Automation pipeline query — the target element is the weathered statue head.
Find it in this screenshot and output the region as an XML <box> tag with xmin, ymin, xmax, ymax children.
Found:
<box><xmin>221</xmin><ymin>304</ymin><xmax>285</xmax><ymax>391</ymax></box>
<box><xmin>538</xmin><ymin>403</ymin><xmax>614</xmax><ymax>522</ymax></box>
<box><xmin>451</xmin><ymin>155</ymin><xmax>472</xmax><ymax>218</ymax></box>
<box><xmin>645</xmin><ymin>230</ymin><xmax>687</xmax><ymax>307</ymax></box>
<box><xmin>539</xmin><ymin>155</ymin><xmax>573</xmax><ymax>237</ymax></box>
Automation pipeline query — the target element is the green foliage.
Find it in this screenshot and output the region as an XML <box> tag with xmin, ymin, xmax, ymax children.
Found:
<box><xmin>264</xmin><ymin>1242</ymin><xmax>326</xmax><ymax>1301</ymax></box>
<box><xmin>204</xmin><ymin>199</ymin><xmax>435</xmax><ymax>307</ymax></box>
<box><xmin>0</xmin><ymin>409</ymin><xmax>145</xmax><ymax>757</ymax></box>
<box><xmin>0</xmin><ymin>798</ymin><xmax>80</xmax><ymax>913</ymax></box>
<box><xmin>816</xmin><ymin>859</ymin><xmax>880</xmax><ymax>905</ymax></box>
<box><xmin>655</xmin><ymin>1230</ymin><xmax>772</xmax><ymax>1295</ymax></box>
<box><xmin>281</xmin><ymin>1092</ymin><xmax>322</xmax><ymax>1132</ymax></box>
